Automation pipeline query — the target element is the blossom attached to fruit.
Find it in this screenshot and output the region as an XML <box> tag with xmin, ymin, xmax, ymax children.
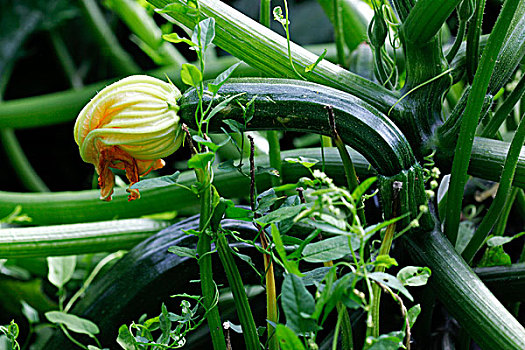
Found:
<box><xmin>74</xmin><ymin>75</ymin><xmax>183</xmax><ymax>201</ymax></box>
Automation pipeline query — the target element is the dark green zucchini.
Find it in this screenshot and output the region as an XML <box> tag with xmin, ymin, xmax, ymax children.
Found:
<box><xmin>44</xmin><ymin>217</ymin><xmax>264</xmax><ymax>349</ymax></box>
<box><xmin>178</xmin><ymin>78</ymin><xmax>525</xmax><ymax>349</ymax></box>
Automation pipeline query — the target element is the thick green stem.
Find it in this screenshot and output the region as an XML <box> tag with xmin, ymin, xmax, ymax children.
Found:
<box><xmin>462</xmin><ymin>111</ymin><xmax>525</xmax><ymax>263</ymax></box>
<box><xmin>402</xmin><ymin>0</ymin><xmax>461</xmax><ymax>46</ymax></box>
<box><xmin>446</xmin><ymin>20</ymin><xmax>467</xmax><ymax>63</ymax></box>
<box><xmin>79</xmin><ymin>0</ymin><xmax>140</xmax><ymax>75</ymax></box>
<box><xmin>368</xmin><ymin>222</ymin><xmax>396</xmax><ymax>337</ymax></box>
<box><xmin>444</xmin><ymin>0</ymin><xmax>519</xmax><ymax>245</ymax></box>
<box><xmin>465</xmin><ymin>0</ymin><xmax>486</xmax><ymax>83</ymax></box>
<box><xmin>196</xmin><ymin>169</ymin><xmax>227</xmax><ymax>350</ymax></box>
<box><xmin>216</xmin><ymin>233</ymin><xmax>259</xmax><ymax>349</ymax></box>
<box><xmin>332</xmin><ymin>0</ymin><xmax>346</xmax><ymax>66</ymax></box>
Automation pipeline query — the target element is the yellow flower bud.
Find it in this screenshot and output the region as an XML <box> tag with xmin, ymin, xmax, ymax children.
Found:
<box><xmin>74</xmin><ymin>75</ymin><xmax>183</xmax><ymax>201</ymax></box>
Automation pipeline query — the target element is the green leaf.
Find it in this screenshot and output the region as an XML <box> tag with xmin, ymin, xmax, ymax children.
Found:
<box><xmin>168</xmin><ymin>245</ymin><xmax>197</xmax><ymax>259</ymax></box>
<box><xmin>407</xmin><ymin>304</ymin><xmax>421</xmax><ymax>329</ymax></box>
<box><xmin>47</xmin><ymin>256</ymin><xmax>76</xmax><ymax>289</ymax></box>
<box><xmin>300</xmin><ymin>267</ymin><xmax>331</xmax><ymax>286</ymax></box>
<box><xmin>204</xmin><ymin>93</ymin><xmax>245</xmax><ymax>123</ymax></box>
<box><xmin>486</xmin><ymin>232</ymin><xmax>525</xmax><ymax>247</ymax></box>
<box><xmin>271</xmin><ymin>224</ymin><xmax>302</xmax><ymax>276</ymax></box>
<box><xmin>116</xmin><ymin>324</ymin><xmax>138</xmax><ymax>350</ymax></box>
<box><xmin>284</xmin><ymin>156</ymin><xmax>319</xmax><ymax>168</ymax></box>
<box><xmin>478</xmin><ymin>246</ymin><xmax>512</xmax><ymax>267</ymax></box>
<box><xmin>224</xmin><ymin>206</ymin><xmax>254</xmax><ymax>221</ymax></box>
<box><xmin>374</xmin><ymin>255</ymin><xmax>398</xmax><ymax>269</ymax></box>
<box><xmin>162</xmin><ymin>33</ymin><xmax>197</xmax><ymax>47</ymax></box>
<box><xmin>45</xmin><ymin>311</ymin><xmax>99</xmax><ymax>336</ymax></box>
<box><xmin>275</xmin><ymin>324</ymin><xmax>306</xmax><ymax>350</ymax></box>
<box><xmin>187</xmin><ymin>152</ymin><xmax>214</xmax><ymax>170</ymax></box>
<box><xmin>159</xmin><ymin>303</ymin><xmax>171</xmax><ymax>344</ymax></box>
<box><xmin>364</xmin><ymin>330</ymin><xmax>405</xmax><ymax>350</ymax></box>
<box><xmin>256</xmin><ymin>188</ymin><xmax>279</xmax><ymax>214</ymax></box>
<box><xmin>396</xmin><ymin>266</ymin><xmax>431</xmax><ymax>287</ymax></box>
<box><xmin>368</xmin><ymin>272</ymin><xmax>413</xmax><ymax>301</ymax></box>
<box><xmin>255</xmin><ymin>204</ymin><xmax>304</xmax><ymax>227</ymax></box>
<box><xmin>192</xmin><ymin>17</ymin><xmax>215</xmax><ymax>51</ymax></box>
<box><xmin>208</xmin><ymin>62</ymin><xmax>242</xmax><ymax>94</ymax></box>
<box><xmin>21</xmin><ymin>301</ymin><xmax>39</xmax><ymax>324</ymax></box>
<box><xmin>130</xmin><ymin>172</ymin><xmax>180</xmax><ymax>190</ymax></box>
<box><xmin>156</xmin><ymin>3</ymin><xmax>199</xmax><ymax>18</ymax></box>
<box><xmin>455</xmin><ymin>220</ymin><xmax>475</xmax><ymax>254</ymax></box>
<box><xmin>281</xmin><ymin>274</ymin><xmax>317</xmax><ymax>334</ymax></box>
<box><xmin>305</xmin><ymin>49</ymin><xmax>327</xmax><ymax>73</ymax></box>
<box><xmin>223</xmin><ymin>119</ymin><xmax>245</xmax><ymax>134</ymax></box>
<box><xmin>352</xmin><ymin>177</ymin><xmax>377</xmax><ymax>201</ymax></box>
<box><xmin>302</xmin><ymin>236</ymin><xmax>351</xmax><ymax>263</ymax></box>
<box><xmin>181</xmin><ymin>63</ymin><xmax>203</xmax><ymax>87</ymax></box>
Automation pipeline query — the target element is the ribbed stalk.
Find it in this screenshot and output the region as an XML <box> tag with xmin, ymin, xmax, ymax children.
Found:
<box><xmin>0</xmin><ymin>219</ymin><xmax>169</xmax><ymax>258</ymax></box>
<box><xmin>216</xmin><ymin>233</ymin><xmax>259</xmax><ymax>349</ymax></box>
<box><xmin>445</xmin><ymin>0</ymin><xmax>520</xmax><ymax>244</ymax></box>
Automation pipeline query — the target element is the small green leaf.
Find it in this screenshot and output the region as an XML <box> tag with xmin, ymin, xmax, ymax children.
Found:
<box><xmin>271</xmin><ymin>224</ymin><xmax>302</xmax><ymax>276</ymax></box>
<box><xmin>374</xmin><ymin>255</ymin><xmax>398</xmax><ymax>269</ymax></box>
<box><xmin>352</xmin><ymin>177</ymin><xmax>377</xmax><ymax>201</ymax></box>
<box><xmin>256</xmin><ymin>188</ymin><xmax>279</xmax><ymax>214</ymax></box>
<box><xmin>208</xmin><ymin>62</ymin><xmax>242</xmax><ymax>94</ymax></box>
<box><xmin>45</xmin><ymin>311</ymin><xmax>99</xmax><ymax>336</ymax></box>
<box><xmin>368</xmin><ymin>272</ymin><xmax>413</xmax><ymax>301</ymax></box>
<box><xmin>187</xmin><ymin>152</ymin><xmax>214</xmax><ymax>170</ymax></box>
<box><xmin>156</xmin><ymin>3</ymin><xmax>199</xmax><ymax>17</ymax></box>
<box><xmin>478</xmin><ymin>246</ymin><xmax>512</xmax><ymax>267</ymax></box>
<box><xmin>486</xmin><ymin>232</ymin><xmax>525</xmax><ymax>247</ymax></box>
<box><xmin>397</xmin><ymin>266</ymin><xmax>431</xmax><ymax>287</ymax></box>
<box><xmin>130</xmin><ymin>172</ymin><xmax>180</xmax><ymax>190</ymax></box>
<box><xmin>204</xmin><ymin>93</ymin><xmax>245</xmax><ymax>123</ymax></box>
<box><xmin>168</xmin><ymin>245</ymin><xmax>197</xmax><ymax>259</ymax></box>
<box><xmin>223</xmin><ymin>119</ymin><xmax>245</xmax><ymax>133</ymax></box>
<box><xmin>302</xmin><ymin>236</ymin><xmax>351</xmax><ymax>263</ymax></box>
<box><xmin>364</xmin><ymin>330</ymin><xmax>405</xmax><ymax>350</ymax></box>
<box><xmin>300</xmin><ymin>267</ymin><xmax>331</xmax><ymax>286</ymax></box>
<box><xmin>305</xmin><ymin>49</ymin><xmax>327</xmax><ymax>73</ymax></box>
<box><xmin>116</xmin><ymin>324</ymin><xmax>138</xmax><ymax>350</ymax></box>
<box><xmin>407</xmin><ymin>304</ymin><xmax>421</xmax><ymax>329</ymax></box>
<box><xmin>181</xmin><ymin>63</ymin><xmax>202</xmax><ymax>87</ymax></box>
<box><xmin>47</xmin><ymin>256</ymin><xmax>76</xmax><ymax>289</ymax></box>
<box><xmin>162</xmin><ymin>33</ymin><xmax>197</xmax><ymax>47</ymax></box>
<box><xmin>281</xmin><ymin>274</ymin><xmax>317</xmax><ymax>334</ymax></box>
<box><xmin>193</xmin><ymin>17</ymin><xmax>215</xmax><ymax>51</ymax></box>
<box><xmin>21</xmin><ymin>301</ymin><xmax>39</xmax><ymax>324</ymax></box>
<box><xmin>284</xmin><ymin>156</ymin><xmax>319</xmax><ymax>168</ymax></box>
<box><xmin>275</xmin><ymin>324</ymin><xmax>306</xmax><ymax>350</ymax></box>
<box><xmin>224</xmin><ymin>206</ymin><xmax>254</xmax><ymax>221</ymax></box>
<box><xmin>255</xmin><ymin>204</ymin><xmax>304</xmax><ymax>227</ymax></box>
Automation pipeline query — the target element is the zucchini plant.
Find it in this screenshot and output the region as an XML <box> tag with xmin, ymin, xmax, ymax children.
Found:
<box><xmin>2</xmin><ymin>0</ymin><xmax>525</xmax><ymax>349</ymax></box>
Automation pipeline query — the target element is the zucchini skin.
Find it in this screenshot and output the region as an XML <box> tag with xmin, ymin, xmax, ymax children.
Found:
<box><xmin>44</xmin><ymin>217</ymin><xmax>263</xmax><ymax>349</ymax></box>
<box><xmin>179</xmin><ymin>78</ymin><xmax>415</xmax><ymax>176</ymax></box>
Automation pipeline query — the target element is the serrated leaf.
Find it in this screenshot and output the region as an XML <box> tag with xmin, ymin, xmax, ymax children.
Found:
<box><xmin>208</xmin><ymin>62</ymin><xmax>242</xmax><ymax>94</ymax></box>
<box><xmin>181</xmin><ymin>63</ymin><xmax>202</xmax><ymax>87</ymax></box>
<box><xmin>168</xmin><ymin>245</ymin><xmax>197</xmax><ymax>258</ymax></box>
<box><xmin>187</xmin><ymin>152</ymin><xmax>214</xmax><ymax>170</ymax></box>
<box><xmin>45</xmin><ymin>311</ymin><xmax>99</xmax><ymax>336</ymax></box>
<box><xmin>302</xmin><ymin>236</ymin><xmax>351</xmax><ymax>263</ymax></box>
<box><xmin>131</xmin><ymin>172</ymin><xmax>180</xmax><ymax>190</ymax></box>
<box><xmin>368</xmin><ymin>272</ymin><xmax>413</xmax><ymax>301</ymax></box>
<box><xmin>478</xmin><ymin>246</ymin><xmax>512</xmax><ymax>267</ymax></box>
<box><xmin>396</xmin><ymin>266</ymin><xmax>431</xmax><ymax>287</ymax></box>
<box><xmin>47</xmin><ymin>256</ymin><xmax>76</xmax><ymax>289</ymax></box>
<box><xmin>281</xmin><ymin>274</ymin><xmax>316</xmax><ymax>334</ymax></box>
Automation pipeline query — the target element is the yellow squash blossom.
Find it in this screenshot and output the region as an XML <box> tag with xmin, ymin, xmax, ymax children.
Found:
<box><xmin>74</xmin><ymin>75</ymin><xmax>183</xmax><ymax>201</ymax></box>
